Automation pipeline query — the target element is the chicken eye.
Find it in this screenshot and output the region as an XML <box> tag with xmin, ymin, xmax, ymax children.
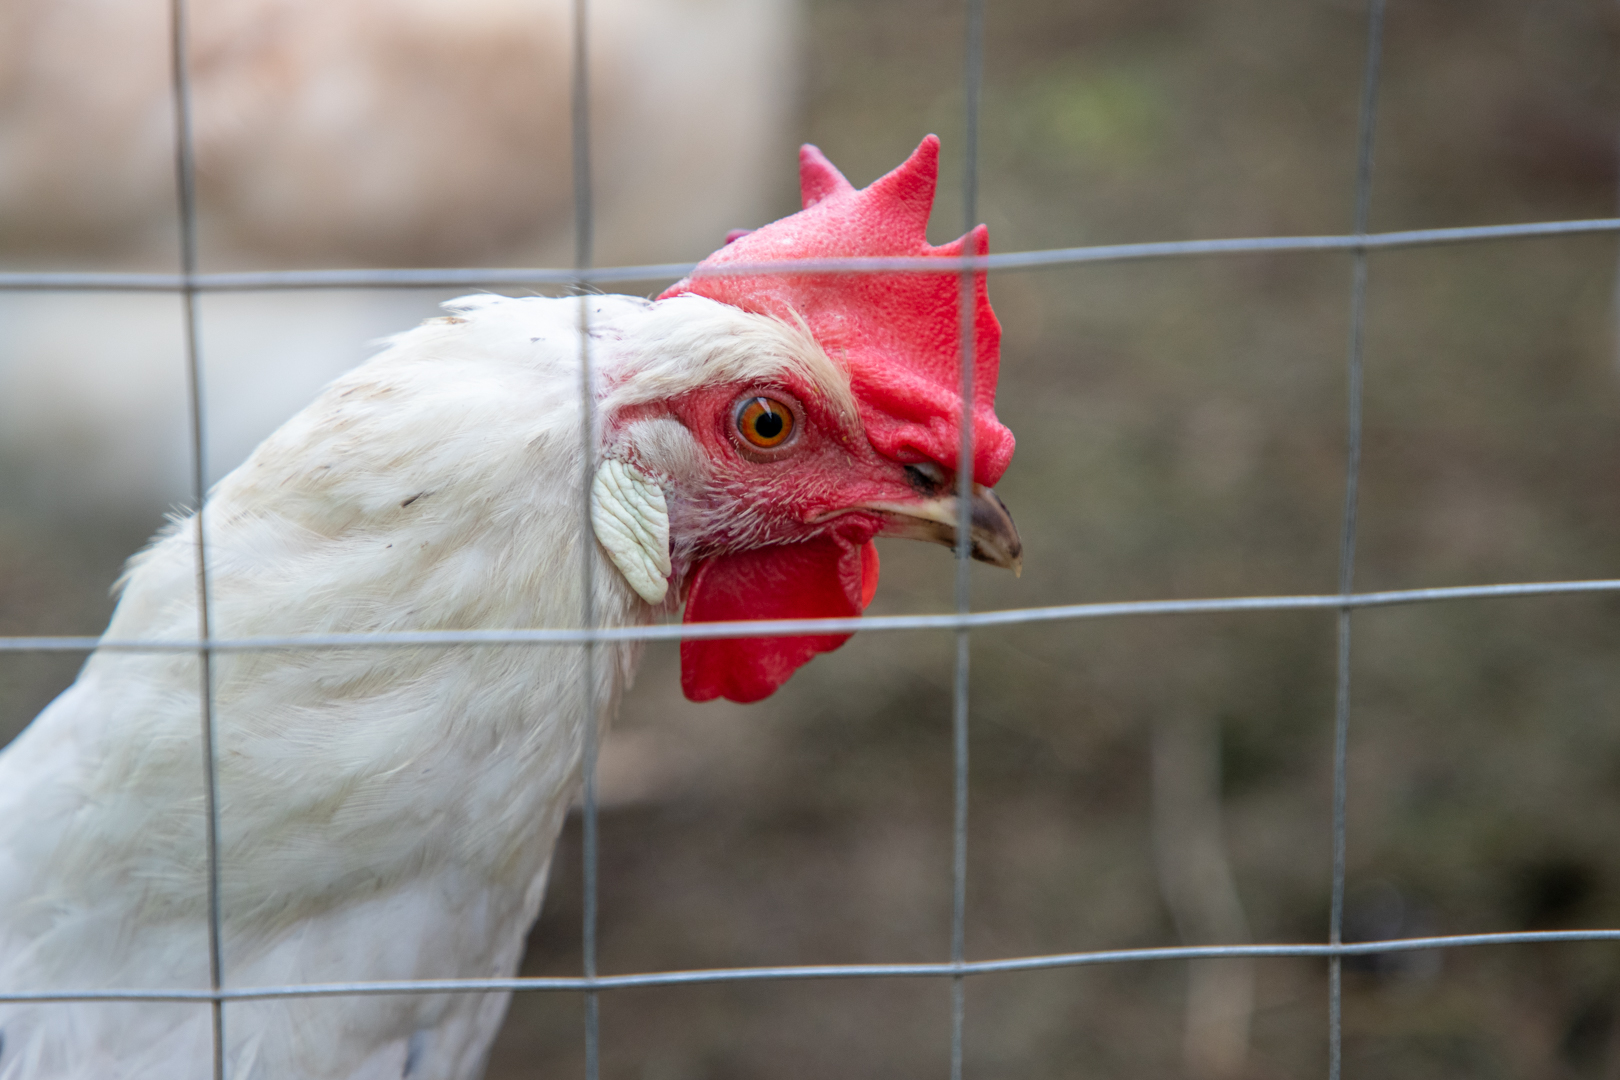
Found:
<box><xmin>736</xmin><ymin>397</ymin><xmax>795</xmax><ymax>449</ymax></box>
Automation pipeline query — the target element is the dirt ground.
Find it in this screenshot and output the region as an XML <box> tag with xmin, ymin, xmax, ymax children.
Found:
<box><xmin>4</xmin><ymin>1</ymin><xmax>1620</xmax><ymax>1077</ymax></box>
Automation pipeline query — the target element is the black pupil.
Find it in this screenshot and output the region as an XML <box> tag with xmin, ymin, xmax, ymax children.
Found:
<box><xmin>752</xmin><ymin>405</ymin><xmax>784</xmax><ymax>440</ymax></box>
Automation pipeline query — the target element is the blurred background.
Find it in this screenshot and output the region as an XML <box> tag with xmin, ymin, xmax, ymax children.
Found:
<box><xmin>4</xmin><ymin>0</ymin><xmax>1620</xmax><ymax>1077</ymax></box>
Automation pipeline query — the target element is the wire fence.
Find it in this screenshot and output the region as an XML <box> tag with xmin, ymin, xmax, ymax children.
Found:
<box><xmin>1</xmin><ymin>0</ymin><xmax>1617</xmax><ymax>1077</ymax></box>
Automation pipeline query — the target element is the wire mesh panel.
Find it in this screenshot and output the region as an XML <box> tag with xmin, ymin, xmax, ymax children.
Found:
<box><xmin>2</xmin><ymin>0</ymin><xmax>1620</xmax><ymax>1077</ymax></box>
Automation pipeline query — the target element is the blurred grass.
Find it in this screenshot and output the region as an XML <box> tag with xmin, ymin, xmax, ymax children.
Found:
<box><xmin>5</xmin><ymin>0</ymin><xmax>1620</xmax><ymax>1077</ymax></box>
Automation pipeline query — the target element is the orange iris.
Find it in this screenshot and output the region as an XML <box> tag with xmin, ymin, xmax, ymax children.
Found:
<box><xmin>737</xmin><ymin>397</ymin><xmax>794</xmax><ymax>448</ymax></box>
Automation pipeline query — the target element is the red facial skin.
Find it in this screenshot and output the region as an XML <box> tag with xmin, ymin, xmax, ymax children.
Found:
<box><xmin>618</xmin><ymin>376</ymin><xmax>940</xmax><ymax>569</ymax></box>
<box><xmin>610</xmin><ymin>375</ymin><xmax>945</xmax><ymax>703</ymax></box>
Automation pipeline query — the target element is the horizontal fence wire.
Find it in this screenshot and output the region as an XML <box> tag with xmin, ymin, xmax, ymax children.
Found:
<box><xmin>4</xmin><ymin>578</ymin><xmax>1620</xmax><ymax>653</ymax></box>
<box><xmin>2</xmin><ymin>217</ymin><xmax>1619</xmax><ymax>293</ymax></box>
<box><xmin>6</xmin><ymin>931</ymin><xmax>1620</xmax><ymax>1005</ymax></box>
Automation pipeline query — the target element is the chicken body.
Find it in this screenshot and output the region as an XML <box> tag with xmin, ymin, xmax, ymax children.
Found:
<box><xmin>0</xmin><ymin>293</ymin><xmax>826</xmax><ymax>1078</ymax></box>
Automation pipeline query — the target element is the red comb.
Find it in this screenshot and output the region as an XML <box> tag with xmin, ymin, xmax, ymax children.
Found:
<box><xmin>659</xmin><ymin>135</ymin><xmax>1014</xmax><ymax>485</ymax></box>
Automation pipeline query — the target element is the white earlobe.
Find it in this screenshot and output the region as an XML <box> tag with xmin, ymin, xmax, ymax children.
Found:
<box><xmin>591</xmin><ymin>458</ymin><xmax>672</xmax><ymax>605</ymax></box>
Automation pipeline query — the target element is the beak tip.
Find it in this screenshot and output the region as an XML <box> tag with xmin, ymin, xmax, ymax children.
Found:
<box><xmin>859</xmin><ymin>482</ymin><xmax>1024</xmax><ymax>576</ymax></box>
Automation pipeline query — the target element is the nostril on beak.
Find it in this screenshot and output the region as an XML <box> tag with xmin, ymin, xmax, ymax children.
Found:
<box><xmin>904</xmin><ymin>461</ymin><xmax>949</xmax><ymax>495</ymax></box>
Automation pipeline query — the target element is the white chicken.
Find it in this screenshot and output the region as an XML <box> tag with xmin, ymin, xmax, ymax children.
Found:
<box><xmin>0</xmin><ymin>137</ymin><xmax>1020</xmax><ymax>1079</ymax></box>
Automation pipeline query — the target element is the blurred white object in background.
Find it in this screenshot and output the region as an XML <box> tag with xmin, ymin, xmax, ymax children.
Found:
<box><xmin>0</xmin><ymin>0</ymin><xmax>800</xmax><ymax>515</ymax></box>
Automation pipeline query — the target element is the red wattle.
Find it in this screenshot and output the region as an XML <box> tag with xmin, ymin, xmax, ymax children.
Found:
<box><xmin>859</xmin><ymin>540</ymin><xmax>880</xmax><ymax>609</ymax></box>
<box><xmin>681</xmin><ymin>530</ymin><xmax>879</xmax><ymax>704</ymax></box>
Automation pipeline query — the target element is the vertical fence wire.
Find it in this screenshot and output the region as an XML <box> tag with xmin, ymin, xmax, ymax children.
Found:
<box><xmin>570</xmin><ymin>1</ymin><xmax>602</xmax><ymax>1077</ymax></box>
<box><xmin>166</xmin><ymin>0</ymin><xmax>226</xmax><ymax>1076</ymax></box>
<box><xmin>951</xmin><ymin>3</ymin><xmax>986</xmax><ymax>1078</ymax></box>
<box><xmin>1329</xmin><ymin>3</ymin><xmax>1387</xmax><ymax>1078</ymax></box>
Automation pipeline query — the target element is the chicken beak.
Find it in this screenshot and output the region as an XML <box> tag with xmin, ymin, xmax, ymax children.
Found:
<box><xmin>861</xmin><ymin>484</ymin><xmax>1024</xmax><ymax>576</ymax></box>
